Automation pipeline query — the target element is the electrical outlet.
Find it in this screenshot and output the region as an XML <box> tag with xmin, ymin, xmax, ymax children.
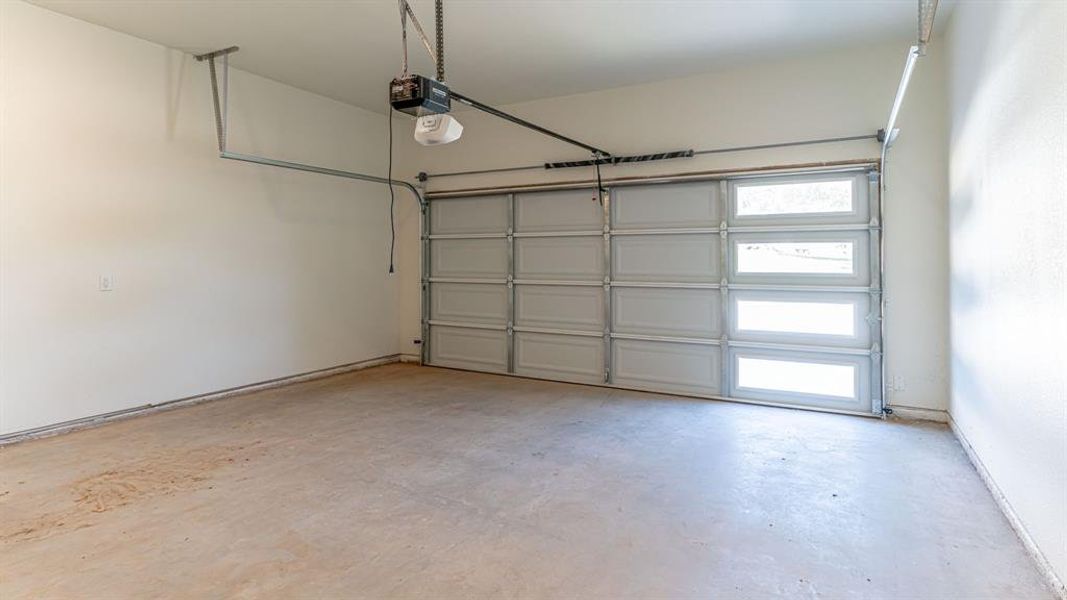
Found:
<box><xmin>889</xmin><ymin>375</ymin><xmax>905</xmax><ymax>392</ymax></box>
<box><xmin>98</xmin><ymin>275</ymin><xmax>114</xmax><ymax>292</ymax></box>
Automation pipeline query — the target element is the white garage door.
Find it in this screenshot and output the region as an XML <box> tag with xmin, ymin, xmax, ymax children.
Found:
<box><xmin>422</xmin><ymin>168</ymin><xmax>883</xmax><ymax>415</ymax></box>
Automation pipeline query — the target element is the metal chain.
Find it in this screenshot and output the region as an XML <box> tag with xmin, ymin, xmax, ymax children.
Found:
<box><xmin>398</xmin><ymin>0</ymin><xmax>409</xmax><ymax>75</ymax></box>
<box><xmin>435</xmin><ymin>0</ymin><xmax>445</xmax><ymax>81</ymax></box>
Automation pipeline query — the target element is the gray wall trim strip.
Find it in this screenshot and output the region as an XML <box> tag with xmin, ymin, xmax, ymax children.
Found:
<box><xmin>0</xmin><ymin>354</ymin><xmax>405</xmax><ymax>446</ymax></box>
<box><xmin>949</xmin><ymin>417</ymin><xmax>1066</xmax><ymax>599</ymax></box>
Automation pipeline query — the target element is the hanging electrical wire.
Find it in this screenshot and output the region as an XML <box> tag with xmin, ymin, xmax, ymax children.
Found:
<box><xmin>594</xmin><ymin>153</ymin><xmax>605</xmax><ymax>205</ymax></box>
<box><xmin>387</xmin><ymin>107</ymin><xmax>396</xmax><ymax>273</ymax></box>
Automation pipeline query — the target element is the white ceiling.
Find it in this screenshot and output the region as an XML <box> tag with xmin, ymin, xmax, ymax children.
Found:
<box><xmin>31</xmin><ymin>0</ymin><xmax>944</xmax><ymax>113</ymax></box>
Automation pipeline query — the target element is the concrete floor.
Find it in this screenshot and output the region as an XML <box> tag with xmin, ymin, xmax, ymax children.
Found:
<box><xmin>0</xmin><ymin>364</ymin><xmax>1052</xmax><ymax>599</ymax></box>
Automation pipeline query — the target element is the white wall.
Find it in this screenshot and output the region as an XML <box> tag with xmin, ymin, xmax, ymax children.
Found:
<box><xmin>395</xmin><ymin>39</ymin><xmax>950</xmax><ymax>414</ymax></box>
<box><xmin>946</xmin><ymin>1</ymin><xmax>1066</xmax><ymax>592</ymax></box>
<box><xmin>0</xmin><ymin>2</ymin><xmax>953</xmax><ymax>432</ymax></box>
<box><xmin>0</xmin><ymin>1</ymin><xmax>415</xmax><ymax>435</ymax></box>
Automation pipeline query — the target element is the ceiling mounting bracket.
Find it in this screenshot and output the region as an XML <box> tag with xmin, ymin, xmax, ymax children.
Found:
<box><xmin>398</xmin><ymin>0</ymin><xmax>439</xmax><ymax>76</ymax></box>
<box><xmin>193</xmin><ymin>46</ymin><xmax>240</xmax><ymax>62</ymax></box>
<box><xmin>194</xmin><ymin>45</ymin><xmax>425</xmax><ymax>210</ymax></box>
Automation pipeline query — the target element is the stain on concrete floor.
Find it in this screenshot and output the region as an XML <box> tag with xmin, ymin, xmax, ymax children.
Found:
<box><xmin>1</xmin><ymin>443</ymin><xmax>265</xmax><ymax>544</ymax></box>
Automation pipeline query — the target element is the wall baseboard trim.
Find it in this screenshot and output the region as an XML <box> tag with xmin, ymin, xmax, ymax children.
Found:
<box><xmin>398</xmin><ymin>353</ymin><xmax>422</xmax><ymax>364</ymax></box>
<box><xmin>949</xmin><ymin>417</ymin><xmax>1066</xmax><ymax>599</ymax></box>
<box><xmin>887</xmin><ymin>405</ymin><xmax>949</xmax><ymax>422</ymax></box>
<box><xmin>0</xmin><ymin>353</ymin><xmax>409</xmax><ymax>446</ymax></box>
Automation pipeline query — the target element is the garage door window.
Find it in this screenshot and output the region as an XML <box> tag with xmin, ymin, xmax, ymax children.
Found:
<box><xmin>736</xmin><ymin>179</ymin><xmax>853</xmax><ymax>216</ymax></box>
<box><xmin>737</xmin><ymin>357</ymin><xmax>856</xmax><ymax>399</ymax></box>
<box><xmin>736</xmin><ymin>299</ymin><xmax>855</xmax><ymax>336</ymax></box>
<box><xmin>736</xmin><ymin>241</ymin><xmax>854</xmax><ymax>274</ymax></box>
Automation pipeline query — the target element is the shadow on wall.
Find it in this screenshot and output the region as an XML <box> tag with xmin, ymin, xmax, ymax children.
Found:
<box><xmin>165</xmin><ymin>49</ymin><xmax>188</xmax><ymax>141</ymax></box>
<box><xmin>945</xmin><ymin>0</ymin><xmax>1066</xmax><ymax>591</ymax></box>
<box><xmin>162</xmin><ymin>47</ymin><xmax>404</xmax><ymax>376</ymax></box>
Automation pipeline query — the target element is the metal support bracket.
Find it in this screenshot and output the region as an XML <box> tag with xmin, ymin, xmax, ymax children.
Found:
<box><xmin>193</xmin><ymin>46</ymin><xmax>240</xmax><ymax>62</ymax></box>
<box><xmin>196</xmin><ymin>46</ymin><xmax>425</xmax><ymax>209</ymax></box>
<box><xmin>420</xmin><ymin>182</ymin><xmax>431</xmax><ymax>365</ymax></box>
<box><xmin>718</xmin><ymin>181</ymin><xmax>731</xmax><ymax>397</ymax></box>
<box><xmin>868</xmin><ymin>170</ymin><xmax>885</xmax><ymax>415</ymax></box>
<box><xmin>602</xmin><ymin>189</ymin><xmax>613</xmax><ymax>384</ymax></box>
<box><xmin>506</xmin><ymin>195</ymin><xmax>516</xmax><ymax>373</ymax></box>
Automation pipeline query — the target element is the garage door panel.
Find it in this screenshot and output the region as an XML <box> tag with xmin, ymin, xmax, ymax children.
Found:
<box><xmin>613</xmin><ymin>234</ymin><xmax>720</xmax><ymax>282</ymax></box>
<box><xmin>430</xmin><ymin>326</ymin><xmax>507</xmax><ymax>372</ymax></box>
<box><xmin>515</xmin><ymin>332</ymin><xmax>603</xmax><ymax>384</ymax></box>
<box><xmin>431</xmin><ymin>283</ymin><xmax>508</xmax><ymax>325</ymax></box>
<box><xmin>430</xmin><ymin>195</ymin><xmax>509</xmax><ymax>234</ymax></box>
<box><xmin>612</xmin><ymin>182</ymin><xmax>720</xmax><ymax>229</ymax></box>
<box><xmin>515</xmin><ymin>190</ymin><xmax>602</xmax><ymax>232</ymax></box>
<box><xmin>515</xmin><ymin>236</ymin><xmax>603</xmax><ymax>281</ymax></box>
<box><xmin>425</xmin><ymin>170</ymin><xmax>880</xmax><ymax>416</ymax></box>
<box><xmin>515</xmin><ymin>285</ymin><xmax>604</xmax><ymax>332</ymax></box>
<box><xmin>431</xmin><ymin>238</ymin><xmax>509</xmax><ymax>279</ymax></box>
<box><xmin>613</xmin><ymin>287</ymin><xmax>721</xmax><ymax>338</ymax></box>
<box><xmin>612</xmin><ymin>339</ymin><xmax>721</xmax><ymax>396</ymax></box>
